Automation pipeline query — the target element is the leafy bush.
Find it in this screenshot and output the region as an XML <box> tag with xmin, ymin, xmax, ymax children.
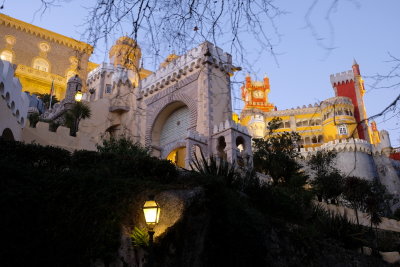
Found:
<box><xmin>0</xmin><ymin>139</ymin><xmax>176</xmax><ymax>266</ymax></box>
<box><xmin>28</xmin><ymin>112</ymin><xmax>40</xmax><ymax>127</ymax></box>
<box><xmin>130</xmin><ymin>227</ymin><xmax>150</xmax><ymax>248</ymax></box>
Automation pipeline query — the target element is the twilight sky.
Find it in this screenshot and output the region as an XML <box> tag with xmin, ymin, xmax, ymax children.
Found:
<box><xmin>2</xmin><ymin>0</ymin><xmax>400</xmax><ymax>146</ymax></box>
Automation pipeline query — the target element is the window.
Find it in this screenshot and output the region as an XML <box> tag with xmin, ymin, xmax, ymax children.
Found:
<box><xmin>33</xmin><ymin>58</ymin><xmax>49</xmax><ymax>72</ymax></box>
<box><xmin>105</xmin><ymin>84</ymin><xmax>112</xmax><ymax>94</ymax></box>
<box><xmin>338</xmin><ymin>124</ymin><xmax>348</xmax><ymax>135</ymax></box>
<box><xmin>0</xmin><ymin>50</ymin><xmax>13</xmax><ymax>62</ymax></box>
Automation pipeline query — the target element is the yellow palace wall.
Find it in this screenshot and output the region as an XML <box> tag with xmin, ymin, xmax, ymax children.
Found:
<box><xmin>0</xmin><ymin>14</ymin><xmax>93</xmax><ymax>100</ymax></box>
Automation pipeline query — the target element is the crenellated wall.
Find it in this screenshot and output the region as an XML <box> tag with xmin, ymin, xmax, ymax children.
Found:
<box><xmin>0</xmin><ymin>60</ymin><xmax>30</xmax><ymax>140</ymax></box>
<box><xmin>301</xmin><ymin>138</ymin><xmax>400</xmax><ymax>195</ymax></box>
<box><xmin>22</xmin><ymin>121</ymin><xmax>96</xmax><ymax>152</ymax></box>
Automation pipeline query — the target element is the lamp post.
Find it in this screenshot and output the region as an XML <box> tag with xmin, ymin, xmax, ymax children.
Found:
<box><xmin>142</xmin><ymin>196</ymin><xmax>160</xmax><ymax>246</ymax></box>
<box><xmin>74</xmin><ymin>90</ymin><xmax>83</xmax><ymax>102</ymax></box>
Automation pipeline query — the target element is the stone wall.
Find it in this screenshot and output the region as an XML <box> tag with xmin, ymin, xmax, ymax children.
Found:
<box><xmin>23</xmin><ymin>122</ymin><xmax>96</xmax><ymax>152</ymax></box>
<box><xmin>317</xmin><ymin>201</ymin><xmax>400</xmax><ymax>232</ymax></box>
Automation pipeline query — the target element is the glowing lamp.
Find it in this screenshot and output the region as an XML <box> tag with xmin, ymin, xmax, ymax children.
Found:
<box><xmin>142</xmin><ymin>197</ymin><xmax>160</xmax><ymax>228</ymax></box>
<box><xmin>75</xmin><ymin>91</ymin><xmax>83</xmax><ymax>102</ymax></box>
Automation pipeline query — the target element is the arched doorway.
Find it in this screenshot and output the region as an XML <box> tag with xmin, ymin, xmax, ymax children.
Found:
<box><xmin>151</xmin><ymin>102</ymin><xmax>190</xmax><ymax>167</ymax></box>
<box><xmin>166</xmin><ymin>147</ymin><xmax>186</xmax><ymax>168</ymax></box>
<box><xmin>159</xmin><ymin>106</ymin><xmax>190</xmax><ymax>147</ymax></box>
<box><xmin>1</xmin><ymin>128</ymin><xmax>14</xmax><ymax>141</ymax></box>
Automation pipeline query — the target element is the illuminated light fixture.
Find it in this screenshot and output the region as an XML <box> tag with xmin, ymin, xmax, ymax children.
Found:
<box><xmin>75</xmin><ymin>91</ymin><xmax>83</xmax><ymax>102</ymax></box>
<box><xmin>142</xmin><ymin>195</ymin><xmax>160</xmax><ymax>245</ymax></box>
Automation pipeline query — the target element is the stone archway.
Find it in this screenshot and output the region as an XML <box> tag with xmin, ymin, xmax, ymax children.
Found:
<box><xmin>145</xmin><ymin>92</ymin><xmax>197</xmax><ymax>148</ymax></box>
<box><xmin>1</xmin><ymin>128</ymin><xmax>14</xmax><ymax>141</ymax></box>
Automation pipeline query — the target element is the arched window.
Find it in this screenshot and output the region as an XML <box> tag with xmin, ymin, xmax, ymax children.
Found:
<box><xmin>217</xmin><ymin>136</ymin><xmax>227</xmax><ymax>160</ymax></box>
<box><xmin>312</xmin><ymin>136</ymin><xmax>318</xmax><ymax>143</ymax></box>
<box><xmin>338</xmin><ymin>124</ymin><xmax>348</xmax><ymax>135</ymax></box>
<box><xmin>33</xmin><ymin>58</ymin><xmax>50</xmax><ymax>72</ymax></box>
<box><xmin>236</xmin><ymin>136</ymin><xmax>245</xmax><ymax>152</ymax></box>
<box><xmin>0</xmin><ymin>50</ymin><xmax>13</xmax><ymax>63</ymax></box>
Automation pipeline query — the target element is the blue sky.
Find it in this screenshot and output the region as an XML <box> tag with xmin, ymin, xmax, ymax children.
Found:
<box><xmin>2</xmin><ymin>0</ymin><xmax>400</xmax><ymax>146</ymax></box>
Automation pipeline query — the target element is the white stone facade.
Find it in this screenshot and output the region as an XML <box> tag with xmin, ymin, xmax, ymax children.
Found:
<box><xmin>0</xmin><ymin>41</ymin><xmax>252</xmax><ymax>169</ymax></box>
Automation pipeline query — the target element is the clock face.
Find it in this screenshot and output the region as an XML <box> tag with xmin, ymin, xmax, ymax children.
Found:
<box><xmin>252</xmin><ymin>90</ymin><xmax>264</xmax><ymax>98</ymax></box>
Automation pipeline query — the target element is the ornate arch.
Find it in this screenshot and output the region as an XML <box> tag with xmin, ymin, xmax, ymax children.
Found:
<box><xmin>145</xmin><ymin>92</ymin><xmax>197</xmax><ymax>147</ymax></box>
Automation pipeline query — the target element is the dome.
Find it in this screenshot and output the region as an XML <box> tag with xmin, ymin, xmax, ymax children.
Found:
<box><xmin>160</xmin><ymin>54</ymin><xmax>179</xmax><ymax>68</ymax></box>
<box><xmin>115</xmin><ymin>36</ymin><xmax>137</xmax><ymax>47</ymax></box>
<box><xmin>109</xmin><ymin>36</ymin><xmax>141</xmax><ymax>69</ymax></box>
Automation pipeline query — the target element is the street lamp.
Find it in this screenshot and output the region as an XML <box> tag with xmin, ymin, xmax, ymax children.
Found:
<box><xmin>142</xmin><ymin>196</ymin><xmax>160</xmax><ymax>245</ymax></box>
<box><xmin>75</xmin><ymin>90</ymin><xmax>83</xmax><ymax>102</ymax></box>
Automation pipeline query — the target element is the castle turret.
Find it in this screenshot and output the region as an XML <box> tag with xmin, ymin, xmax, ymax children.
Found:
<box><xmin>330</xmin><ymin>60</ymin><xmax>371</xmax><ymax>142</ymax></box>
<box><xmin>369</xmin><ymin>121</ymin><xmax>381</xmax><ymax>145</ymax></box>
<box><xmin>320</xmin><ymin>96</ymin><xmax>357</xmax><ymax>142</ymax></box>
<box><xmin>247</xmin><ymin>114</ymin><xmax>266</xmax><ymax>139</ymax></box>
<box><xmin>241</xmin><ymin>74</ymin><xmax>274</xmax><ymax>112</ymax></box>
<box><xmin>352</xmin><ymin>58</ymin><xmax>360</xmax><ymax>76</ymax></box>
<box><xmin>379</xmin><ymin>130</ymin><xmax>392</xmax><ymax>156</ymax></box>
<box><xmin>109</xmin><ymin>36</ymin><xmax>141</xmax><ymax>71</ymax></box>
<box><xmin>65</xmin><ymin>75</ymin><xmax>82</xmax><ymax>102</ymax></box>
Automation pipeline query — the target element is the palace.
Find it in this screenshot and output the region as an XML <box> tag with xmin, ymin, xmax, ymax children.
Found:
<box><xmin>0</xmin><ymin>14</ymin><xmax>399</xmax><ymax>196</ymax></box>
<box><xmin>239</xmin><ymin>61</ymin><xmax>387</xmax><ymax>152</ymax></box>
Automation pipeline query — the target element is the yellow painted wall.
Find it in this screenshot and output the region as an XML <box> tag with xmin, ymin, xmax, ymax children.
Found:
<box><xmin>167</xmin><ymin>147</ymin><xmax>186</xmax><ymax>168</ymax></box>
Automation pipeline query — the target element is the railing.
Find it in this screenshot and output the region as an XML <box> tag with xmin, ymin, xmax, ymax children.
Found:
<box><xmin>15</xmin><ymin>64</ymin><xmax>66</xmax><ymax>86</ymax></box>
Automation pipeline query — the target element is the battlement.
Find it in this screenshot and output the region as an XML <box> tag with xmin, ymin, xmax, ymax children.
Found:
<box><xmin>248</xmin><ymin>114</ymin><xmax>264</xmax><ymax>124</ymax></box>
<box><xmin>0</xmin><ymin>60</ymin><xmax>29</xmax><ymax>127</ymax></box>
<box><xmin>320</xmin><ymin>96</ymin><xmax>353</xmax><ymax>109</ymax></box>
<box><xmin>139</xmin><ymin>42</ymin><xmax>233</xmax><ymax>98</ymax></box>
<box><xmin>330</xmin><ymin>70</ymin><xmax>354</xmax><ymax>85</ymax></box>
<box><xmin>263</xmin><ymin>103</ymin><xmax>319</xmax><ymax>117</ymax></box>
<box><xmin>213</xmin><ymin>119</ymin><xmax>249</xmax><ymax>135</ymax></box>
<box><xmin>87</xmin><ymin>63</ymin><xmax>115</xmax><ymax>84</ymax></box>
<box><xmin>300</xmin><ymin>138</ymin><xmax>372</xmax><ymax>156</ymax></box>
<box><xmin>23</xmin><ymin>121</ymin><xmax>97</xmax><ymax>152</ymax></box>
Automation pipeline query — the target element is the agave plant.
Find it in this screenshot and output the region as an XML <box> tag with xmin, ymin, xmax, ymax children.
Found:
<box><xmin>190</xmin><ymin>149</ymin><xmax>236</xmax><ymax>185</ymax></box>
<box><xmin>64</xmin><ymin>102</ymin><xmax>91</xmax><ymax>136</ymax></box>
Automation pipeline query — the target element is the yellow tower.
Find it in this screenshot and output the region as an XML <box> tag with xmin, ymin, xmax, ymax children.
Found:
<box><xmin>241</xmin><ymin>74</ymin><xmax>275</xmax><ymax>112</ymax></box>
<box><xmin>109</xmin><ymin>37</ymin><xmax>141</xmax><ymax>70</ymax></box>
<box><xmin>320</xmin><ymin>97</ymin><xmax>358</xmax><ymax>142</ymax></box>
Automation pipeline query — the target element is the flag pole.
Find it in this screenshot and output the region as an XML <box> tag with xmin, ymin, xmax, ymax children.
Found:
<box><xmin>49</xmin><ymin>79</ymin><xmax>54</xmax><ymax>110</ymax></box>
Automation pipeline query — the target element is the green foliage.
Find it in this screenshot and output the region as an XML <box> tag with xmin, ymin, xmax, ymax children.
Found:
<box><xmin>308</xmin><ymin>150</ymin><xmax>337</xmax><ymax>178</ymax></box>
<box><xmin>1</xmin><ymin>138</ymin><xmax>391</xmax><ymax>266</ymax></box>
<box><xmin>64</xmin><ymin>102</ymin><xmax>92</xmax><ymax>136</ymax></box>
<box><xmin>267</xmin><ymin>117</ymin><xmax>282</xmax><ymax>134</ymax></box>
<box><xmin>392</xmin><ymin>207</ymin><xmax>400</xmax><ymax>221</ymax></box>
<box><xmin>49</xmin><ymin>120</ymin><xmax>60</xmax><ymax>132</ymax></box>
<box><xmin>0</xmin><ymin>139</ymin><xmax>176</xmax><ymax>267</ymax></box>
<box><xmin>308</xmin><ymin>150</ymin><xmax>344</xmax><ymax>203</ymax></box>
<box><xmin>96</xmin><ymin>136</ymin><xmax>149</xmax><ymax>157</ymax></box>
<box><xmin>343</xmin><ymin>176</ymin><xmax>371</xmax><ymax>226</ymax></box>
<box><xmin>310</xmin><ymin>205</ymin><xmax>365</xmax><ymax>249</ymax></box>
<box><xmin>190</xmin><ymin>149</ymin><xmax>237</xmax><ymax>186</ymax></box>
<box><xmin>365</xmin><ymin>179</ymin><xmax>394</xmax><ymax>227</ymax></box>
<box><xmin>253</xmin><ymin>130</ymin><xmax>304</xmax><ymax>186</ymax></box>
<box><xmin>34</xmin><ymin>92</ymin><xmax>59</xmax><ymax>109</ymax></box>
<box><xmin>28</xmin><ymin>112</ymin><xmax>40</xmax><ymax>128</ymax></box>
<box><xmin>312</xmin><ymin>170</ymin><xmax>344</xmax><ymax>203</ymax></box>
<box><xmin>130</xmin><ymin>227</ymin><xmax>149</xmax><ymax>248</ymax></box>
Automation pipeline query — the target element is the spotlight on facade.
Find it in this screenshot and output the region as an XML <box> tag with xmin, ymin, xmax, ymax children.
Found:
<box><xmin>142</xmin><ymin>195</ymin><xmax>160</xmax><ymax>244</ymax></box>
<box><xmin>75</xmin><ymin>91</ymin><xmax>83</xmax><ymax>102</ymax></box>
